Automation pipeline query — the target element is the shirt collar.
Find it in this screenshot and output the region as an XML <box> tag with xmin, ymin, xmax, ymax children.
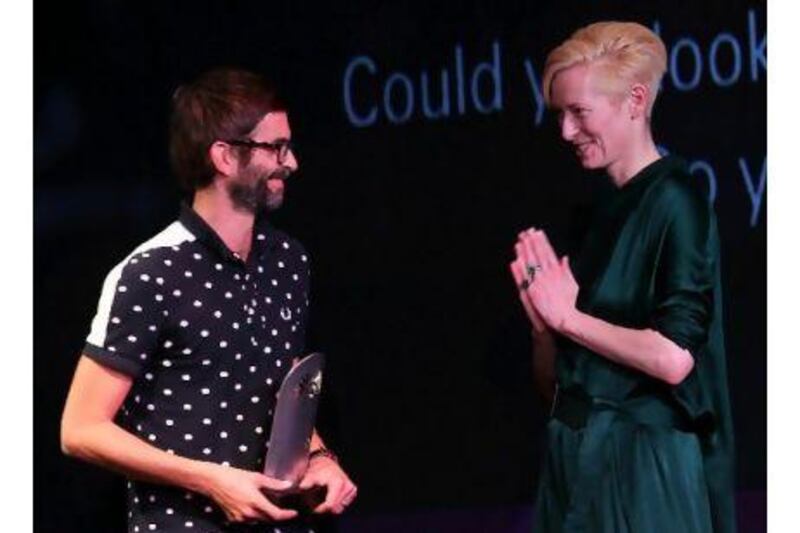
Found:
<box><xmin>179</xmin><ymin>203</ymin><xmax>279</xmax><ymax>264</ymax></box>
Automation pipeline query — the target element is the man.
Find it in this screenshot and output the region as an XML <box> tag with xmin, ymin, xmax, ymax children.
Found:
<box><xmin>61</xmin><ymin>68</ymin><xmax>357</xmax><ymax>532</ymax></box>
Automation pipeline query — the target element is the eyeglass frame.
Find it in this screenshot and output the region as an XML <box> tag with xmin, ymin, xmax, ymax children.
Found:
<box><xmin>223</xmin><ymin>138</ymin><xmax>295</xmax><ymax>164</ymax></box>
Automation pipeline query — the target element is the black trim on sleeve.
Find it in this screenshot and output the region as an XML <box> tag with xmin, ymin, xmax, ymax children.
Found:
<box><xmin>83</xmin><ymin>343</ymin><xmax>143</xmax><ymax>377</ymax></box>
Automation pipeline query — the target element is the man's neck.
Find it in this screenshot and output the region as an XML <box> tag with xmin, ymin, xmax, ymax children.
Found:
<box><xmin>192</xmin><ymin>187</ymin><xmax>256</xmax><ymax>261</ymax></box>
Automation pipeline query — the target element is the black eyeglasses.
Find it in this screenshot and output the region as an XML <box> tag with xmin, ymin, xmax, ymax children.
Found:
<box><xmin>224</xmin><ymin>138</ymin><xmax>295</xmax><ymax>163</ymax></box>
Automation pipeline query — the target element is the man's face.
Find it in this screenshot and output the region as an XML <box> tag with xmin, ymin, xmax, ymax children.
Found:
<box><xmin>227</xmin><ymin>111</ymin><xmax>299</xmax><ymax>213</ymax></box>
<box><xmin>549</xmin><ymin>64</ymin><xmax>631</xmax><ymax>170</ymax></box>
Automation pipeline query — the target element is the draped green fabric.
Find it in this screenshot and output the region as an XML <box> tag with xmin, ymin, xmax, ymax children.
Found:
<box><xmin>534</xmin><ymin>156</ymin><xmax>736</xmax><ymax>533</ymax></box>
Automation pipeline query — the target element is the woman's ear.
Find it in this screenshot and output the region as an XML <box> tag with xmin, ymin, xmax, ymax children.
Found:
<box><xmin>208</xmin><ymin>141</ymin><xmax>239</xmax><ymax>179</ymax></box>
<box><xmin>628</xmin><ymin>83</ymin><xmax>650</xmax><ymax>120</ymax></box>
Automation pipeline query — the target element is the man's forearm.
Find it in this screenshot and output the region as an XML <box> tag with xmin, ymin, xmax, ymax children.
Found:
<box><xmin>62</xmin><ymin>420</ymin><xmax>215</xmax><ymax>495</ymax></box>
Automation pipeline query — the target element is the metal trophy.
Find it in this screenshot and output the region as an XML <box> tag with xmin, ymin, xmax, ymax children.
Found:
<box><xmin>262</xmin><ymin>352</ymin><xmax>327</xmax><ymax>512</ymax></box>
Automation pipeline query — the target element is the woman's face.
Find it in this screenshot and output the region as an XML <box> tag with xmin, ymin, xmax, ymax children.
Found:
<box><xmin>549</xmin><ymin>63</ymin><xmax>632</xmax><ymax>171</ymax></box>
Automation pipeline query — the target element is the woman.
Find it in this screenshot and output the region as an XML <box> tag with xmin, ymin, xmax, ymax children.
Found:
<box><xmin>509</xmin><ymin>22</ymin><xmax>735</xmax><ymax>532</ymax></box>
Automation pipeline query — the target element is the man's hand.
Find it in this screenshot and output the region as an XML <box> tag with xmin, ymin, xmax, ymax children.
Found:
<box><xmin>201</xmin><ymin>463</ymin><xmax>298</xmax><ymax>524</ymax></box>
<box><xmin>298</xmin><ymin>454</ymin><xmax>358</xmax><ymax>515</ymax></box>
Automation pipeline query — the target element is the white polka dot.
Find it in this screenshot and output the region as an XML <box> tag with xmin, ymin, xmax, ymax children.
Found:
<box><xmin>182</xmin><ymin>348</ymin><xmax>192</xmax><ymax>355</ymax></box>
<box><xmin>163</xmin><ymin>340</ymin><xmax>173</xmax><ymax>348</ymax></box>
<box><xmin>155</xmin><ymin>293</ymin><xmax>164</xmax><ymax>301</ymax></box>
<box><xmin>249</xmin><ymin>365</ymin><xmax>257</xmax><ymax>373</ymax></box>
<box><xmin>258</xmin><ymin>266</ymin><xmax>264</xmax><ymax>273</ymax></box>
<box><xmin>108</xmin><ymin>346</ymin><xmax>116</xmax><ymax>352</ymax></box>
<box><xmin>225</xmin><ymin>291</ymin><xmax>233</xmax><ymax>299</ymax></box>
<box><xmin>156</xmin><ymin>277</ymin><xmax>164</xmax><ymax>285</ymax></box>
<box><xmin>276</xmin><ymin>360</ymin><xmax>282</xmax><ymax>367</ymax></box>
<box><xmin>236</xmin><ymin>414</ymin><xmax>244</xmax><ymax>421</ymax></box>
<box><xmin>179</xmin><ymin>320</ymin><xmax>189</xmax><ymax>327</ymax></box>
<box><xmin>215</xmin><ymin>264</ymin><xmax>223</xmax><ymax>271</ymax></box>
<box><xmin>148</xmin><ymin>523</ymin><xmax>156</xmax><ymax>531</ymax></box>
<box><xmin>173</xmin><ymin>289</ymin><xmax>181</xmax><ymax>297</ymax></box>
<box><xmin>265</xmin><ymin>297</ymin><xmax>272</xmax><ymax>304</ymax></box>
<box><xmin>147</xmin><ymin>404</ymin><xmax>155</xmax><ymax>411</ymax></box>
<box><xmin>204</xmin><ymin>281</ymin><xmax>213</xmax><ymax>289</ymax></box>
<box><xmin>184</xmin><ymin>521</ymin><xmax>194</xmax><ymax>528</ymax></box>
<box><xmin>118</xmin><ymin>286</ymin><xmax>128</xmax><ymax>293</ymax></box>
<box><xmin>202</xmin><ymin>448</ymin><xmax>211</xmax><ymax>455</ymax></box>
<box><xmin>266</xmin><ymin>378</ymin><xmax>273</xmax><ymax>385</ymax></box>
<box><xmin>128</xmin><ymin>335</ymin><xmax>138</xmax><ymax>342</ymax></box>
<box><xmin>166</xmin><ymin>419</ymin><xmax>174</xmax><ymax>426</ymax></box>
<box><xmin>232</xmin><ymin>322</ymin><xmax>240</xmax><ymax>329</ymax></box>
<box><xmin>263</xmin><ymin>346</ymin><xmax>272</xmax><ymax>354</ymax></box>
<box><xmin>255</xmin><ymin>426</ymin><xmax>263</xmax><ymax>434</ymax></box>
<box><xmin>162</xmin><ymin>360</ymin><xmax>172</xmax><ymax>367</ymax></box>
<box><xmin>164</xmin><ymin>259</ymin><xmax>172</xmax><ymax>266</ymax></box>
<box><xmin>239</xmin><ymin>444</ymin><xmax>248</xmax><ymax>452</ymax></box>
<box><xmin>292</xmin><ymin>274</ymin><xmax>299</xmax><ymax>281</ymax></box>
<box><xmin>214</xmin><ymin>310</ymin><xmax>222</xmax><ymax>318</ymax></box>
<box><xmin>183</xmin><ymin>404</ymin><xmax>192</xmax><ymax>411</ymax></box>
<box><xmin>271</xmin><ymin>279</ymin><xmax>278</xmax><ymax>286</ymax></box>
<box><xmin>202</xmin><ymin>418</ymin><xmax>211</xmax><ymax>425</ymax></box>
<box><xmin>234</xmin><ymin>384</ymin><xmax>242</xmax><ymax>391</ymax></box>
<box><xmin>182</xmin><ymin>374</ymin><xmax>191</xmax><ymax>381</ymax></box>
<box><xmin>184</xmin><ymin>433</ymin><xmax>193</xmax><ymax>441</ymax></box>
<box><xmin>204</xmin><ymin>506</ymin><xmax>213</xmax><ymax>513</ymax></box>
<box><xmin>140</xmin><ymin>274</ymin><xmax>150</xmax><ymax>282</ymax></box>
<box><xmin>149</xmin><ymin>495</ymin><xmax>156</xmax><ymax>503</ymax></box>
<box><xmin>148</xmin><ymin>434</ymin><xmax>156</xmax><ymax>442</ymax></box>
<box><xmin>202</xmin><ymin>359</ymin><xmax>211</xmax><ymax>366</ymax></box>
<box><xmin>166</xmin><ymin>508</ymin><xmax>174</xmax><ymax>515</ymax></box>
<box><xmin>133</xmin><ymin>305</ymin><xmax>143</xmax><ymax>312</ymax></box>
<box><xmin>285</xmin><ymin>342</ymin><xmax>291</xmax><ymax>350</ymax></box>
<box><xmin>220</xmin><ymin>431</ymin><xmax>228</xmax><ymax>438</ymax></box>
<box><xmin>201</xmin><ymin>388</ymin><xmax>210</xmax><ymax>395</ymax></box>
<box><xmin>219</xmin><ymin>371</ymin><xmax>229</xmax><ymax>378</ymax></box>
<box><xmin>140</xmin><ymin>353</ymin><xmax>148</xmax><ymax>360</ymax></box>
<box><xmin>235</xmin><ymin>353</ymin><xmax>243</xmax><ymax>360</ymax></box>
<box><xmin>163</xmin><ymin>389</ymin><xmax>172</xmax><ymax>396</ymax></box>
<box><xmin>257</xmin><ymin>234</ymin><xmax>265</xmax><ymax>241</ymax></box>
<box><xmin>200</xmin><ymin>330</ymin><xmax>209</xmax><ymax>337</ymax></box>
<box><xmin>185</xmin><ymin>271</ymin><xmax>193</xmax><ymax>278</ymax></box>
<box><xmin>111</xmin><ymin>317</ymin><xmax>121</xmax><ymax>324</ymax></box>
<box><xmin>282</xmin><ymin>242</ymin><xmax>290</xmax><ymax>249</ymax></box>
<box><xmin>220</xmin><ymin>401</ymin><xmax>228</xmax><ymax>408</ymax></box>
<box><xmin>251</xmin><ymin>396</ymin><xmax>260</xmax><ymax>403</ymax></box>
<box><xmin>286</xmin><ymin>293</ymin><xmax>293</xmax><ymax>300</ymax></box>
<box><xmin>193</xmin><ymin>300</ymin><xmax>202</xmax><ymax>307</ymax></box>
<box><xmin>271</xmin><ymin>329</ymin><xmax>278</xmax><ymax>336</ymax></box>
<box><xmin>219</xmin><ymin>340</ymin><xmax>228</xmax><ymax>348</ymax></box>
<box><xmin>193</xmin><ymin>253</ymin><xmax>202</xmax><ymax>260</ymax></box>
<box><xmin>301</xmin><ymin>254</ymin><xmax>308</xmax><ymax>262</ymax></box>
<box><xmin>145</xmin><ymin>373</ymin><xmax>154</xmax><ymax>381</ymax></box>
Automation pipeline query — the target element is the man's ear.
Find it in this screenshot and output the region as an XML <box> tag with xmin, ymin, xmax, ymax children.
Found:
<box><xmin>208</xmin><ymin>141</ymin><xmax>239</xmax><ymax>178</ymax></box>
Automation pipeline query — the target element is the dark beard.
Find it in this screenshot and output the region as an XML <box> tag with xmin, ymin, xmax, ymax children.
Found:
<box><xmin>227</xmin><ymin>167</ymin><xmax>290</xmax><ymax>213</ymax></box>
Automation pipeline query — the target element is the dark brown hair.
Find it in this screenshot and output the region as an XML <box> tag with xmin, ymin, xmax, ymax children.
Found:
<box><xmin>169</xmin><ymin>68</ymin><xmax>286</xmax><ymax>191</ymax></box>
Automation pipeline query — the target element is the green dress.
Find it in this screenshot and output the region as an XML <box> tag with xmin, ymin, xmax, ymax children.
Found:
<box><xmin>533</xmin><ymin>156</ymin><xmax>736</xmax><ymax>533</ymax></box>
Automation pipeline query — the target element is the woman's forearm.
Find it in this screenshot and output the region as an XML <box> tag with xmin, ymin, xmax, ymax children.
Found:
<box><xmin>559</xmin><ymin>310</ymin><xmax>694</xmax><ymax>385</ymax></box>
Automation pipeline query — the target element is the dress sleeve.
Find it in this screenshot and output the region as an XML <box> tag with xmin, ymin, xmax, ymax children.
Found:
<box><xmin>83</xmin><ymin>252</ymin><xmax>166</xmax><ymax>377</ymax></box>
<box><xmin>649</xmin><ymin>180</ymin><xmax>715</xmax><ymax>357</ymax></box>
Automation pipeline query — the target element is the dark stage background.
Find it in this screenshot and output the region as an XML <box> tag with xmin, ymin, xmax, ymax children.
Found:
<box><xmin>35</xmin><ymin>1</ymin><xmax>766</xmax><ymax>531</ymax></box>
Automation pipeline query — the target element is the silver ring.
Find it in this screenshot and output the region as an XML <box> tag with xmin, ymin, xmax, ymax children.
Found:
<box><xmin>526</xmin><ymin>263</ymin><xmax>542</xmax><ymax>277</ymax></box>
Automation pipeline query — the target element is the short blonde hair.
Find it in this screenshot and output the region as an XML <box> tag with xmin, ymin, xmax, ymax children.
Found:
<box><xmin>542</xmin><ymin>21</ymin><xmax>667</xmax><ymax>116</ymax></box>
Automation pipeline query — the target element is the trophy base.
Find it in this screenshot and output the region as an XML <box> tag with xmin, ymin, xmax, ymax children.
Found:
<box><xmin>265</xmin><ymin>486</ymin><xmax>327</xmax><ymax>515</ymax></box>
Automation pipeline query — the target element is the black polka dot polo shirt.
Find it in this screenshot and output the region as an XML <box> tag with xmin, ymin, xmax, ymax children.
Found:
<box><xmin>84</xmin><ymin>204</ymin><xmax>314</xmax><ymax>532</ymax></box>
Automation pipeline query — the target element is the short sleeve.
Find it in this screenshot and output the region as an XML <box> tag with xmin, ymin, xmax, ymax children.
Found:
<box><xmin>649</xmin><ymin>179</ymin><xmax>716</xmax><ymax>356</ymax></box>
<box><xmin>84</xmin><ymin>253</ymin><xmax>166</xmax><ymax>376</ymax></box>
